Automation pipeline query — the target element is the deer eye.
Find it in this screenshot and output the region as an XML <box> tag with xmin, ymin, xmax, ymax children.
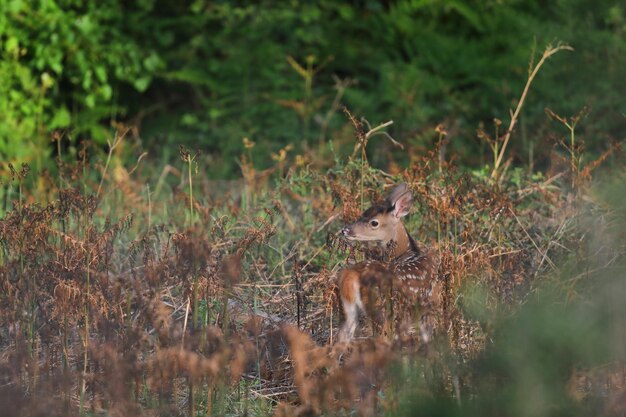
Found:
<box><xmin>370</xmin><ymin>220</ymin><xmax>379</xmax><ymax>228</ymax></box>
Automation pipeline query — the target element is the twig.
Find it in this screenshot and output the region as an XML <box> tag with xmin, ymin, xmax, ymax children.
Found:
<box><xmin>492</xmin><ymin>43</ymin><xmax>573</xmax><ymax>179</ymax></box>
<box><xmin>181</xmin><ymin>297</ymin><xmax>190</xmax><ymax>351</ymax></box>
<box><xmin>509</xmin><ymin>207</ymin><xmax>557</xmax><ymax>270</ymax></box>
<box><xmin>97</xmin><ymin>128</ymin><xmax>130</xmax><ymax>198</ymax></box>
<box><xmin>316</xmin><ymin>212</ymin><xmax>341</xmax><ymax>233</ymax></box>
<box><xmin>364</xmin><ymin>120</ymin><xmax>394</xmax><ymax>139</ymax></box>
<box><xmin>318</xmin><ymin>75</ymin><xmax>355</xmax><ymax>143</ymax></box>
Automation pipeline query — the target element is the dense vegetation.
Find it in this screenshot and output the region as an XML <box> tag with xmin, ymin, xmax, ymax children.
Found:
<box><xmin>0</xmin><ymin>1</ymin><xmax>624</xmax><ymax>416</ymax></box>
<box><xmin>1</xmin><ymin>0</ymin><xmax>625</xmax><ymax>175</ymax></box>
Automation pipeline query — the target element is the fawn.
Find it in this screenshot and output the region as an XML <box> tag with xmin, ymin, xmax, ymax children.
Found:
<box><xmin>337</xmin><ymin>183</ymin><xmax>441</xmax><ymax>343</ymax></box>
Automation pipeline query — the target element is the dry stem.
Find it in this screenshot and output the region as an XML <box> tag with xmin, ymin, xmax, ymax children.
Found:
<box><xmin>492</xmin><ymin>43</ymin><xmax>573</xmax><ymax>179</ymax></box>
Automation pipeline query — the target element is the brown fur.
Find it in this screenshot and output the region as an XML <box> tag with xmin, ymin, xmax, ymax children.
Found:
<box><xmin>337</xmin><ymin>184</ymin><xmax>441</xmax><ymax>344</ymax></box>
<box><xmin>339</xmin><ymin>269</ymin><xmax>360</xmax><ymax>304</ymax></box>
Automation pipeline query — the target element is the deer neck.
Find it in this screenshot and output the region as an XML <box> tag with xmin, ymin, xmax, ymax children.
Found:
<box><xmin>388</xmin><ymin>223</ymin><xmax>411</xmax><ymax>259</ymax></box>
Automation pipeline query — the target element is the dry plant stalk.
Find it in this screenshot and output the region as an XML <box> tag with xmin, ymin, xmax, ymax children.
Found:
<box><xmin>0</xmin><ymin>108</ymin><xmax>622</xmax><ymax>417</ymax></box>
<box><xmin>492</xmin><ymin>43</ymin><xmax>574</xmax><ymax>179</ymax></box>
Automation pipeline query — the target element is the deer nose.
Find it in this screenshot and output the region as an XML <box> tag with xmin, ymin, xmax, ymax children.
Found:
<box><xmin>341</xmin><ymin>227</ymin><xmax>352</xmax><ymax>237</ymax></box>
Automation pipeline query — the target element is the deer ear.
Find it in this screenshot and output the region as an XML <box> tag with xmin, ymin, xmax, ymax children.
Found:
<box><xmin>386</xmin><ymin>183</ymin><xmax>409</xmax><ymax>204</ymax></box>
<box><xmin>388</xmin><ymin>184</ymin><xmax>412</xmax><ymax>219</ymax></box>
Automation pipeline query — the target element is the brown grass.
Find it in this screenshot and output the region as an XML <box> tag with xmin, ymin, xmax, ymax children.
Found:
<box><xmin>0</xmin><ymin>121</ymin><xmax>624</xmax><ymax>416</ymax></box>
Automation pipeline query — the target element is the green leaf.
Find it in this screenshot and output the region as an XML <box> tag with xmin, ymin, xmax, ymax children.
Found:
<box><xmin>75</xmin><ymin>15</ymin><xmax>94</xmax><ymax>34</ymax></box>
<box><xmin>181</xmin><ymin>113</ymin><xmax>198</xmax><ymax>126</ymax></box>
<box><xmin>85</xmin><ymin>94</ymin><xmax>96</xmax><ymax>108</ymax></box>
<box><xmin>95</xmin><ymin>66</ymin><xmax>107</xmax><ymax>83</ymax></box>
<box><xmin>162</xmin><ymin>69</ymin><xmax>214</xmax><ymax>87</ymax></box>
<box><xmin>5</xmin><ymin>37</ymin><xmax>19</xmax><ymax>54</ymax></box>
<box><xmin>8</xmin><ymin>0</ymin><xmax>24</xmax><ymax>13</ymax></box>
<box><xmin>50</xmin><ymin>107</ymin><xmax>71</xmax><ymax>128</ymax></box>
<box><xmin>133</xmin><ymin>76</ymin><xmax>151</xmax><ymax>92</ymax></box>
<box><xmin>143</xmin><ymin>52</ymin><xmax>162</xmax><ymax>72</ymax></box>
<box><xmin>40</xmin><ymin>72</ymin><xmax>54</xmax><ymax>89</ymax></box>
<box><xmin>100</xmin><ymin>84</ymin><xmax>113</xmax><ymax>100</ymax></box>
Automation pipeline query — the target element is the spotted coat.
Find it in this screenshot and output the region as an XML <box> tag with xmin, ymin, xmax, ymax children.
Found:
<box><xmin>339</xmin><ymin>236</ymin><xmax>442</xmax><ymax>343</ymax></box>
<box><xmin>345</xmin><ymin>236</ymin><xmax>440</xmax><ymax>304</ymax></box>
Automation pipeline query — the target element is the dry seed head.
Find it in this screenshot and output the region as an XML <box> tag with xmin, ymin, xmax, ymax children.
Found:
<box><xmin>220</xmin><ymin>253</ymin><xmax>242</xmax><ymax>286</ymax></box>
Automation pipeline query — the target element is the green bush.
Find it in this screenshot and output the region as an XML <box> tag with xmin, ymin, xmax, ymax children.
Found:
<box><xmin>1</xmin><ymin>0</ymin><xmax>624</xmax><ymax>175</ymax></box>
<box><xmin>0</xmin><ymin>0</ymin><xmax>163</xmax><ymax>163</ymax></box>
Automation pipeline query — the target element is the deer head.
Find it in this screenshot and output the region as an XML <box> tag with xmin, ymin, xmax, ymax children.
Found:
<box><xmin>341</xmin><ymin>183</ymin><xmax>413</xmax><ymax>247</ymax></box>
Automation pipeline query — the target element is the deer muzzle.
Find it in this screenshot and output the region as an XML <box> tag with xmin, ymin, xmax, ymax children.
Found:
<box><xmin>341</xmin><ymin>226</ymin><xmax>356</xmax><ymax>239</ymax></box>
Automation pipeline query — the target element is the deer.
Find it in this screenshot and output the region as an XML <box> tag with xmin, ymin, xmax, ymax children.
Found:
<box><xmin>337</xmin><ymin>183</ymin><xmax>441</xmax><ymax>344</ymax></box>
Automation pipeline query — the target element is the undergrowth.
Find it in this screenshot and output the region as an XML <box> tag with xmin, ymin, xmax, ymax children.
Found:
<box><xmin>0</xmin><ymin>115</ymin><xmax>624</xmax><ymax>416</ymax></box>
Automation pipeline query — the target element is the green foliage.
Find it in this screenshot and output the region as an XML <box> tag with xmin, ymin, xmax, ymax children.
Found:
<box><xmin>0</xmin><ymin>0</ymin><xmax>163</xmax><ymax>162</ymax></box>
<box><xmin>0</xmin><ymin>28</ymin><xmax>51</xmax><ymax>168</ymax></box>
<box><xmin>1</xmin><ymin>0</ymin><xmax>624</xmax><ymax>174</ymax></box>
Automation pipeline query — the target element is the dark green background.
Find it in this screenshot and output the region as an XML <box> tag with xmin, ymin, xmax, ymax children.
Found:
<box><xmin>1</xmin><ymin>0</ymin><xmax>624</xmax><ymax>175</ymax></box>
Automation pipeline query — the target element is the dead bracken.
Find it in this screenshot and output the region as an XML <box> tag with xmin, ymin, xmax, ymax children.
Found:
<box><xmin>0</xmin><ymin>116</ymin><xmax>624</xmax><ymax>417</ymax></box>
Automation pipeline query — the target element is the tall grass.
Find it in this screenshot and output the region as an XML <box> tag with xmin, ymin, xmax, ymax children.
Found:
<box><xmin>0</xmin><ymin>65</ymin><xmax>624</xmax><ymax>417</ymax></box>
